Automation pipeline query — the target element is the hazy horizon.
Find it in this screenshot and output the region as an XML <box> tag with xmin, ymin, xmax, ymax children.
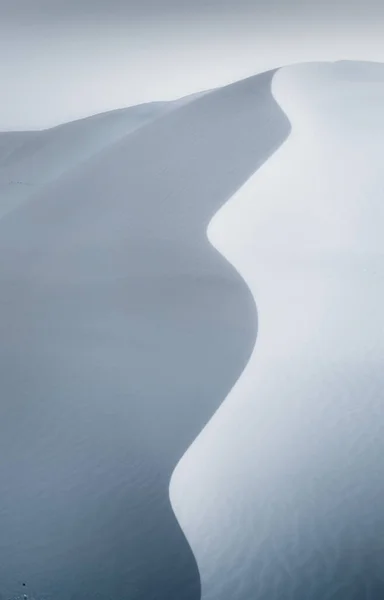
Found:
<box><xmin>2</xmin><ymin>0</ymin><xmax>384</xmax><ymax>129</ymax></box>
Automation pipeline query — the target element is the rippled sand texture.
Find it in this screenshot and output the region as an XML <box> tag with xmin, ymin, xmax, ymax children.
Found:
<box><xmin>170</xmin><ymin>61</ymin><xmax>384</xmax><ymax>600</ymax></box>
<box><xmin>0</xmin><ymin>72</ymin><xmax>289</xmax><ymax>600</ymax></box>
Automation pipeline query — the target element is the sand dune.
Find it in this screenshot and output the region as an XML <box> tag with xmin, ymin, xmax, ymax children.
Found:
<box><xmin>170</xmin><ymin>61</ymin><xmax>384</xmax><ymax>599</ymax></box>
<box><xmin>0</xmin><ymin>71</ymin><xmax>289</xmax><ymax>600</ymax></box>
<box><xmin>0</xmin><ymin>94</ymin><xmax>210</xmax><ymax>221</ymax></box>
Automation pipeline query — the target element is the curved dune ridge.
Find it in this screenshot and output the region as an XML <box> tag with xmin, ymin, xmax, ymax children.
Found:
<box><xmin>170</xmin><ymin>61</ymin><xmax>384</xmax><ymax>600</ymax></box>
<box><xmin>0</xmin><ymin>72</ymin><xmax>289</xmax><ymax>599</ymax></box>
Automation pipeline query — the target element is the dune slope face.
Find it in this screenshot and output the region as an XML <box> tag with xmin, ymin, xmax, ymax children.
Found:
<box><xmin>0</xmin><ymin>72</ymin><xmax>289</xmax><ymax>599</ymax></box>
<box><xmin>170</xmin><ymin>61</ymin><xmax>384</xmax><ymax>600</ymax></box>
<box><xmin>0</xmin><ymin>97</ymin><xmax>199</xmax><ymax>220</ymax></box>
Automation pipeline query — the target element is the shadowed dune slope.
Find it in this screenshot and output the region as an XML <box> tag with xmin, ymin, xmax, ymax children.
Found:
<box><xmin>0</xmin><ymin>70</ymin><xmax>290</xmax><ymax>600</ymax></box>
<box><xmin>0</xmin><ymin>95</ymin><xmax>207</xmax><ymax>220</ymax></box>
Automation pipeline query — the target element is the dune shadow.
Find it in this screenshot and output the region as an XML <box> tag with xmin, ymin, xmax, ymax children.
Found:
<box><xmin>0</xmin><ymin>70</ymin><xmax>290</xmax><ymax>600</ymax></box>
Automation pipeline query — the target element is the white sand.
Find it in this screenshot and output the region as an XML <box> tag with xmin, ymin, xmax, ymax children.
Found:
<box><xmin>170</xmin><ymin>61</ymin><xmax>384</xmax><ymax>600</ymax></box>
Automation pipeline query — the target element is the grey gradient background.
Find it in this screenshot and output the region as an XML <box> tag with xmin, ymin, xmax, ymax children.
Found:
<box><xmin>2</xmin><ymin>0</ymin><xmax>384</xmax><ymax>129</ymax></box>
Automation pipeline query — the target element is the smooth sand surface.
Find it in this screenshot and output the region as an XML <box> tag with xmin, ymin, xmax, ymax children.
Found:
<box><xmin>0</xmin><ymin>71</ymin><xmax>289</xmax><ymax>599</ymax></box>
<box><xmin>0</xmin><ymin>95</ymin><xmax>208</xmax><ymax>220</ymax></box>
<box><xmin>170</xmin><ymin>61</ymin><xmax>384</xmax><ymax>600</ymax></box>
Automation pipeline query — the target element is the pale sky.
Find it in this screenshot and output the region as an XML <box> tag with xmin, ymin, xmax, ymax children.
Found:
<box><xmin>1</xmin><ymin>0</ymin><xmax>384</xmax><ymax>129</ymax></box>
